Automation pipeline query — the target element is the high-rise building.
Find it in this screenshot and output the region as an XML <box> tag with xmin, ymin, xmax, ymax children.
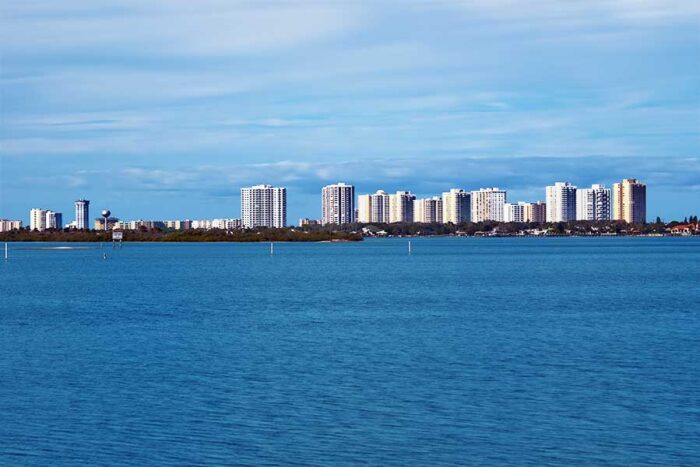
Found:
<box><xmin>576</xmin><ymin>184</ymin><xmax>611</xmax><ymax>221</ymax></box>
<box><xmin>321</xmin><ymin>183</ymin><xmax>355</xmax><ymax>225</ymax></box>
<box><xmin>546</xmin><ymin>182</ymin><xmax>577</xmax><ymax>222</ymax></box>
<box><xmin>524</xmin><ymin>201</ymin><xmax>547</xmax><ymax>223</ymax></box>
<box><xmin>471</xmin><ymin>188</ymin><xmax>506</xmax><ymax>222</ymax></box>
<box><xmin>442</xmin><ymin>189</ymin><xmax>471</xmax><ymax>224</ymax></box>
<box><xmin>45</xmin><ymin>211</ymin><xmax>63</xmax><ymax>230</ymax></box>
<box><xmin>30</xmin><ymin>208</ymin><xmax>47</xmax><ymax>231</ymax></box>
<box><xmin>369</xmin><ymin>190</ymin><xmax>391</xmax><ymax>223</ymax></box>
<box><xmin>389</xmin><ymin>191</ymin><xmax>415</xmax><ymax>223</ymax></box>
<box><xmin>414</xmin><ymin>197</ymin><xmax>443</xmax><ymax>223</ymax></box>
<box><xmin>503</xmin><ymin>203</ymin><xmax>526</xmax><ymax>223</ymax></box>
<box><xmin>357</xmin><ymin>194</ymin><xmax>372</xmax><ymax>223</ymax></box>
<box><xmin>241</xmin><ymin>184</ymin><xmax>287</xmax><ymax>228</ymax></box>
<box><xmin>613</xmin><ymin>179</ymin><xmax>646</xmax><ymax>223</ymax></box>
<box><xmin>75</xmin><ymin>199</ymin><xmax>90</xmax><ymax>230</ymax></box>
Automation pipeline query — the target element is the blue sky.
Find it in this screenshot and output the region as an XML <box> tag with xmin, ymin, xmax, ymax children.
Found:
<box><xmin>1</xmin><ymin>0</ymin><xmax>699</xmax><ymax>223</ymax></box>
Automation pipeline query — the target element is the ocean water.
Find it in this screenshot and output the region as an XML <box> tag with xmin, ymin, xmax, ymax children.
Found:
<box><xmin>1</xmin><ymin>237</ymin><xmax>699</xmax><ymax>466</ymax></box>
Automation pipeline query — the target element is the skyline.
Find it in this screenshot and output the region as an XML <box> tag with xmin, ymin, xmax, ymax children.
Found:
<box><xmin>1</xmin><ymin>1</ymin><xmax>699</xmax><ymax>221</ymax></box>
<box><xmin>6</xmin><ymin>178</ymin><xmax>658</xmax><ymax>227</ymax></box>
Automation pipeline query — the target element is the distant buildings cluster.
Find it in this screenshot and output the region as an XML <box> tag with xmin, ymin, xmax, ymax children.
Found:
<box><xmin>4</xmin><ymin>179</ymin><xmax>647</xmax><ymax>232</ymax></box>
<box><xmin>317</xmin><ymin>178</ymin><xmax>646</xmax><ymax>226</ymax></box>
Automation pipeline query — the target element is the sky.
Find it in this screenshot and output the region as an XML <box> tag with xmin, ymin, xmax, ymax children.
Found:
<box><xmin>1</xmin><ymin>0</ymin><xmax>699</xmax><ymax>223</ymax></box>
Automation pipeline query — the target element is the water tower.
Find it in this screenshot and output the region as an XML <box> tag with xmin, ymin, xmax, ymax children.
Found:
<box><xmin>101</xmin><ymin>209</ymin><xmax>111</xmax><ymax>231</ymax></box>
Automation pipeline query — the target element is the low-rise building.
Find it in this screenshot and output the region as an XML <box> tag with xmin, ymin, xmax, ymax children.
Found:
<box><xmin>298</xmin><ymin>218</ymin><xmax>321</xmax><ymax>227</ymax></box>
<box><xmin>94</xmin><ymin>217</ymin><xmax>119</xmax><ymax>230</ymax></box>
<box><xmin>0</xmin><ymin>219</ymin><xmax>22</xmax><ymax>232</ymax></box>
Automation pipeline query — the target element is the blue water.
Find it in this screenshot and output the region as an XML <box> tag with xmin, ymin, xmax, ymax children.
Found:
<box><xmin>1</xmin><ymin>238</ymin><xmax>699</xmax><ymax>466</ymax></box>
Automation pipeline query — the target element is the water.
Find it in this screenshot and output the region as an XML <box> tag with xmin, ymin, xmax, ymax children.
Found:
<box><xmin>1</xmin><ymin>238</ymin><xmax>699</xmax><ymax>466</ymax></box>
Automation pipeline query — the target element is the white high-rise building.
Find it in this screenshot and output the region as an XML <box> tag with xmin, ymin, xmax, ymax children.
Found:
<box><xmin>389</xmin><ymin>191</ymin><xmax>415</xmax><ymax>223</ymax></box>
<box><xmin>546</xmin><ymin>182</ymin><xmax>577</xmax><ymax>222</ymax></box>
<box><xmin>576</xmin><ymin>184</ymin><xmax>611</xmax><ymax>221</ymax></box>
<box><xmin>414</xmin><ymin>197</ymin><xmax>443</xmax><ymax>223</ymax></box>
<box><xmin>30</xmin><ymin>208</ymin><xmax>47</xmax><ymax>231</ymax></box>
<box><xmin>524</xmin><ymin>202</ymin><xmax>547</xmax><ymax>223</ymax></box>
<box><xmin>471</xmin><ymin>188</ymin><xmax>506</xmax><ymax>222</ymax></box>
<box><xmin>321</xmin><ymin>183</ymin><xmax>355</xmax><ymax>225</ymax></box>
<box><xmin>370</xmin><ymin>190</ymin><xmax>391</xmax><ymax>223</ymax></box>
<box><xmin>504</xmin><ymin>203</ymin><xmax>526</xmax><ymax>223</ymax></box>
<box><xmin>75</xmin><ymin>199</ymin><xmax>90</xmax><ymax>230</ymax></box>
<box><xmin>44</xmin><ymin>211</ymin><xmax>63</xmax><ymax>230</ymax></box>
<box><xmin>505</xmin><ymin>202</ymin><xmax>547</xmax><ymax>223</ymax></box>
<box><xmin>357</xmin><ymin>194</ymin><xmax>372</xmax><ymax>223</ymax></box>
<box><xmin>241</xmin><ymin>184</ymin><xmax>287</xmax><ymax>228</ymax></box>
<box><xmin>442</xmin><ymin>189</ymin><xmax>471</xmax><ymax>224</ymax></box>
<box><xmin>613</xmin><ymin>179</ymin><xmax>646</xmax><ymax>224</ymax></box>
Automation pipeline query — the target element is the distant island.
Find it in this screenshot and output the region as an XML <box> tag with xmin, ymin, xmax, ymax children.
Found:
<box><xmin>1</xmin><ymin>219</ymin><xmax>698</xmax><ymax>243</ymax></box>
<box><xmin>0</xmin><ymin>229</ymin><xmax>363</xmax><ymax>243</ymax></box>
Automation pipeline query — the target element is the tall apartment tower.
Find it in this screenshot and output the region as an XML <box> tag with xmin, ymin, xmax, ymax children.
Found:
<box><xmin>503</xmin><ymin>202</ymin><xmax>526</xmax><ymax>223</ymax></box>
<box><xmin>357</xmin><ymin>194</ymin><xmax>372</xmax><ymax>223</ymax></box>
<box><xmin>321</xmin><ymin>183</ymin><xmax>355</xmax><ymax>225</ymax></box>
<box><xmin>370</xmin><ymin>190</ymin><xmax>391</xmax><ymax>223</ymax></box>
<box><xmin>75</xmin><ymin>199</ymin><xmax>90</xmax><ymax>230</ymax></box>
<box><xmin>30</xmin><ymin>208</ymin><xmax>47</xmax><ymax>231</ymax></box>
<box><xmin>546</xmin><ymin>182</ymin><xmax>577</xmax><ymax>222</ymax></box>
<box><xmin>576</xmin><ymin>184</ymin><xmax>611</xmax><ymax>221</ymax></box>
<box><xmin>524</xmin><ymin>201</ymin><xmax>547</xmax><ymax>223</ymax></box>
<box><xmin>471</xmin><ymin>188</ymin><xmax>506</xmax><ymax>222</ymax></box>
<box><xmin>414</xmin><ymin>197</ymin><xmax>443</xmax><ymax>223</ymax></box>
<box><xmin>241</xmin><ymin>184</ymin><xmax>287</xmax><ymax>228</ymax></box>
<box><xmin>442</xmin><ymin>189</ymin><xmax>471</xmax><ymax>224</ymax></box>
<box><xmin>613</xmin><ymin>179</ymin><xmax>646</xmax><ymax>223</ymax></box>
<box><xmin>45</xmin><ymin>211</ymin><xmax>63</xmax><ymax>230</ymax></box>
<box><xmin>389</xmin><ymin>191</ymin><xmax>416</xmax><ymax>223</ymax></box>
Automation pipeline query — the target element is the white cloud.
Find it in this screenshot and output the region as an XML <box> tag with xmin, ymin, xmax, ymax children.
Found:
<box><xmin>0</xmin><ymin>0</ymin><xmax>362</xmax><ymax>57</ymax></box>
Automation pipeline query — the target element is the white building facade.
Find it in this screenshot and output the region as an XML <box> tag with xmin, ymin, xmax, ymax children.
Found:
<box><xmin>546</xmin><ymin>182</ymin><xmax>577</xmax><ymax>222</ymax></box>
<box><xmin>471</xmin><ymin>188</ymin><xmax>506</xmax><ymax>222</ymax></box>
<box><xmin>359</xmin><ymin>190</ymin><xmax>391</xmax><ymax>223</ymax></box>
<box><xmin>75</xmin><ymin>199</ymin><xmax>90</xmax><ymax>230</ymax></box>
<box><xmin>389</xmin><ymin>191</ymin><xmax>415</xmax><ymax>223</ymax></box>
<box><xmin>576</xmin><ymin>184</ymin><xmax>611</xmax><ymax>221</ymax></box>
<box><xmin>414</xmin><ymin>197</ymin><xmax>443</xmax><ymax>223</ymax></box>
<box><xmin>45</xmin><ymin>211</ymin><xmax>63</xmax><ymax>230</ymax></box>
<box><xmin>241</xmin><ymin>185</ymin><xmax>287</xmax><ymax>228</ymax></box>
<box><xmin>442</xmin><ymin>189</ymin><xmax>471</xmax><ymax>224</ymax></box>
<box><xmin>504</xmin><ymin>203</ymin><xmax>526</xmax><ymax>223</ymax></box>
<box><xmin>0</xmin><ymin>220</ymin><xmax>22</xmax><ymax>232</ymax></box>
<box><xmin>30</xmin><ymin>208</ymin><xmax>47</xmax><ymax>231</ymax></box>
<box><xmin>321</xmin><ymin>183</ymin><xmax>355</xmax><ymax>225</ymax></box>
<box><xmin>613</xmin><ymin>179</ymin><xmax>646</xmax><ymax>224</ymax></box>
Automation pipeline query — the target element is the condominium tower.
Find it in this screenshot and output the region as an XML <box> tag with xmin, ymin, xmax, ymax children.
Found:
<box><xmin>30</xmin><ymin>208</ymin><xmax>46</xmax><ymax>231</ymax></box>
<box><xmin>613</xmin><ymin>179</ymin><xmax>646</xmax><ymax>223</ymax></box>
<box><xmin>357</xmin><ymin>194</ymin><xmax>372</xmax><ymax>223</ymax></box>
<box><xmin>75</xmin><ymin>199</ymin><xmax>90</xmax><ymax>230</ymax></box>
<box><xmin>471</xmin><ymin>188</ymin><xmax>506</xmax><ymax>222</ymax></box>
<box><xmin>546</xmin><ymin>182</ymin><xmax>577</xmax><ymax>222</ymax></box>
<box><xmin>414</xmin><ymin>197</ymin><xmax>443</xmax><ymax>223</ymax></box>
<box><xmin>356</xmin><ymin>190</ymin><xmax>391</xmax><ymax>223</ymax></box>
<box><xmin>504</xmin><ymin>201</ymin><xmax>547</xmax><ymax>223</ymax></box>
<box><xmin>576</xmin><ymin>184</ymin><xmax>611</xmax><ymax>221</ymax></box>
<box><xmin>389</xmin><ymin>191</ymin><xmax>416</xmax><ymax>223</ymax></box>
<box><xmin>45</xmin><ymin>211</ymin><xmax>63</xmax><ymax>230</ymax></box>
<box><xmin>524</xmin><ymin>201</ymin><xmax>547</xmax><ymax>223</ymax></box>
<box><xmin>241</xmin><ymin>185</ymin><xmax>287</xmax><ymax>228</ymax></box>
<box><xmin>321</xmin><ymin>183</ymin><xmax>355</xmax><ymax>225</ymax></box>
<box><xmin>442</xmin><ymin>189</ymin><xmax>471</xmax><ymax>224</ymax></box>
